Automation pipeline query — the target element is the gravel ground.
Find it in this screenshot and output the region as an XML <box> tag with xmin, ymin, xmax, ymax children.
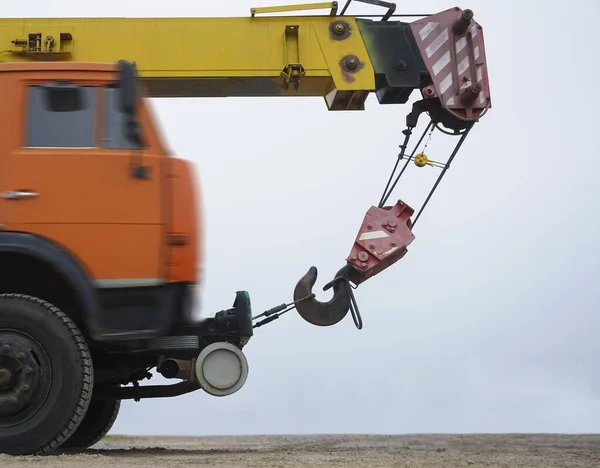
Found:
<box><xmin>1</xmin><ymin>434</ymin><xmax>600</xmax><ymax>467</ymax></box>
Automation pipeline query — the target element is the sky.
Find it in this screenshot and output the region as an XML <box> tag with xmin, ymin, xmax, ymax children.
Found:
<box><xmin>4</xmin><ymin>0</ymin><xmax>600</xmax><ymax>435</ymax></box>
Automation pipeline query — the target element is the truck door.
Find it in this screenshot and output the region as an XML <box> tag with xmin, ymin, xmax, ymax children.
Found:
<box><xmin>2</xmin><ymin>75</ymin><xmax>164</xmax><ymax>287</ymax></box>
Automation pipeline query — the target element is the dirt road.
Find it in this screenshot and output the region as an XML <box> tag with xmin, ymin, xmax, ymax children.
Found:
<box><xmin>1</xmin><ymin>434</ymin><xmax>599</xmax><ymax>467</ymax></box>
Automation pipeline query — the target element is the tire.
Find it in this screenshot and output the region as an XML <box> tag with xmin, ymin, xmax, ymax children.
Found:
<box><xmin>0</xmin><ymin>294</ymin><xmax>94</xmax><ymax>455</ymax></box>
<box><xmin>61</xmin><ymin>396</ymin><xmax>120</xmax><ymax>450</ymax></box>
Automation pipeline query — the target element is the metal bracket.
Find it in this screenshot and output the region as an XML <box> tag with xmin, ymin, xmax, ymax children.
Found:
<box><xmin>340</xmin><ymin>0</ymin><xmax>396</xmax><ymax>21</ymax></box>
<box><xmin>251</xmin><ymin>2</ymin><xmax>338</xmax><ymax>17</ymax></box>
<box><xmin>9</xmin><ymin>32</ymin><xmax>73</xmax><ymax>60</ymax></box>
<box><xmin>281</xmin><ymin>25</ymin><xmax>306</xmax><ymax>90</ymax></box>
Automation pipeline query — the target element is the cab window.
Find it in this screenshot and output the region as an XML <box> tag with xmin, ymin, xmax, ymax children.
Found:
<box><xmin>104</xmin><ymin>87</ymin><xmax>144</xmax><ymax>150</ymax></box>
<box><xmin>24</xmin><ymin>82</ymin><xmax>145</xmax><ymax>150</ymax></box>
<box><xmin>25</xmin><ymin>84</ymin><xmax>95</xmax><ymax>148</ymax></box>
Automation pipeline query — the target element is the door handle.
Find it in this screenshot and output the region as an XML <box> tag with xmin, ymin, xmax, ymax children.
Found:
<box><xmin>1</xmin><ymin>191</ymin><xmax>39</xmax><ymax>200</ymax></box>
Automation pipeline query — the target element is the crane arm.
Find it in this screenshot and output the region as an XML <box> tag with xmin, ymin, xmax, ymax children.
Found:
<box><xmin>0</xmin><ymin>2</ymin><xmax>490</xmax><ymax>117</ymax></box>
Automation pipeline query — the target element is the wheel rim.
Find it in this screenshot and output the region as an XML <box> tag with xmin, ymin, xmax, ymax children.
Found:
<box><xmin>0</xmin><ymin>329</ymin><xmax>52</xmax><ymax>427</ymax></box>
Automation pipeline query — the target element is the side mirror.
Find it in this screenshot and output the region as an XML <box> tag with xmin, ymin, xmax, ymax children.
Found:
<box><xmin>117</xmin><ymin>60</ymin><xmax>138</xmax><ymax>115</ymax></box>
<box><xmin>117</xmin><ymin>60</ymin><xmax>149</xmax><ymax>179</ymax></box>
<box><xmin>116</xmin><ymin>60</ymin><xmax>143</xmax><ymax>147</ymax></box>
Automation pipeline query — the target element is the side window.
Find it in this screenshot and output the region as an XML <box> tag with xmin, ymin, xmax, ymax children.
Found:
<box><xmin>104</xmin><ymin>87</ymin><xmax>144</xmax><ymax>150</ymax></box>
<box><xmin>25</xmin><ymin>84</ymin><xmax>95</xmax><ymax>148</ymax></box>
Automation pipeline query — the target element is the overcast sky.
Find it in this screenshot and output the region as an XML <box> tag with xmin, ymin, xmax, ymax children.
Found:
<box><xmin>5</xmin><ymin>0</ymin><xmax>600</xmax><ymax>435</ymax></box>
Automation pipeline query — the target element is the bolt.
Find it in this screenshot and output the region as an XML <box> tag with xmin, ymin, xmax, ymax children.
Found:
<box><xmin>390</xmin><ymin>241</ymin><xmax>397</xmax><ymax>247</ymax></box>
<box><xmin>460</xmin><ymin>83</ymin><xmax>482</xmax><ymax>106</ymax></box>
<box><xmin>367</xmin><ymin>224</ymin><xmax>373</xmax><ymax>229</ymax></box>
<box><xmin>453</xmin><ymin>9</ymin><xmax>474</xmax><ymax>35</ymax></box>
<box><xmin>396</xmin><ymin>60</ymin><xmax>407</xmax><ymax>71</ymax></box>
<box><xmin>351</xmin><ymin>254</ymin><xmax>358</xmax><ymax>261</ymax></box>
<box><xmin>16</xmin><ymin>352</ymin><xmax>25</xmax><ymax>360</ymax></box>
<box><xmin>361</xmin><ymin>262</ymin><xmax>367</xmax><ymax>268</ymax></box>
<box><xmin>369</xmin><ymin>244</ymin><xmax>375</xmax><ymax>250</ymax></box>
<box><xmin>0</xmin><ymin>345</ymin><xmax>10</xmax><ymax>354</ymax></box>
<box><xmin>21</xmin><ymin>385</ymin><xmax>30</xmax><ymax>393</ymax></box>
<box><xmin>358</xmin><ymin>252</ymin><xmax>369</xmax><ymax>262</ymax></box>
<box><xmin>346</xmin><ymin>57</ymin><xmax>358</xmax><ymax>70</ymax></box>
<box><xmin>334</xmin><ymin>23</ymin><xmax>345</xmax><ymax>35</ymax></box>
<box><xmin>24</xmin><ymin>366</ymin><xmax>33</xmax><ymax>375</ymax></box>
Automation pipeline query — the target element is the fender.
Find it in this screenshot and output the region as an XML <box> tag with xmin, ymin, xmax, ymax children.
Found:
<box><xmin>0</xmin><ymin>231</ymin><xmax>103</xmax><ymax>338</ymax></box>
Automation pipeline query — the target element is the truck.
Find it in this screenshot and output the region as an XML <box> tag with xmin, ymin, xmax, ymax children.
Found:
<box><xmin>0</xmin><ymin>1</ymin><xmax>491</xmax><ymax>455</ymax></box>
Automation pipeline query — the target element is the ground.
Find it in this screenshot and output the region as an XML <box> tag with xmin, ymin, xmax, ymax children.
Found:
<box><xmin>1</xmin><ymin>434</ymin><xmax>599</xmax><ymax>467</ymax></box>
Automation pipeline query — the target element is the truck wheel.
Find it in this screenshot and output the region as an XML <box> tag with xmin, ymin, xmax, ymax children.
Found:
<box><xmin>0</xmin><ymin>294</ymin><xmax>94</xmax><ymax>455</ymax></box>
<box><xmin>61</xmin><ymin>396</ymin><xmax>120</xmax><ymax>449</ymax></box>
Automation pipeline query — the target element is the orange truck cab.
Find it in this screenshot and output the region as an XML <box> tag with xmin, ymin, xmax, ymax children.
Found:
<box><xmin>0</xmin><ymin>61</ymin><xmax>254</xmax><ymax>455</ymax></box>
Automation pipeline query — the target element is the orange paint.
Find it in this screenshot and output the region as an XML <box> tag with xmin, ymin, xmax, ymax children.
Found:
<box><xmin>165</xmin><ymin>158</ymin><xmax>201</xmax><ymax>284</ymax></box>
<box><xmin>0</xmin><ymin>62</ymin><xmax>202</xmax><ymax>285</ymax></box>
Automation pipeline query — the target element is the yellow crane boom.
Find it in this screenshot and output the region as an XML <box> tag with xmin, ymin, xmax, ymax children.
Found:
<box><xmin>0</xmin><ymin>2</ymin><xmax>490</xmax><ymax>116</ymax></box>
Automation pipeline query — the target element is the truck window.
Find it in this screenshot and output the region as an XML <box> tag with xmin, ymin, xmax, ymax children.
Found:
<box><xmin>104</xmin><ymin>87</ymin><xmax>144</xmax><ymax>150</ymax></box>
<box><xmin>25</xmin><ymin>84</ymin><xmax>95</xmax><ymax>148</ymax></box>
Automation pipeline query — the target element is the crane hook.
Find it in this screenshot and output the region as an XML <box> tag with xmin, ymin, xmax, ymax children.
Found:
<box><xmin>293</xmin><ymin>265</ymin><xmax>353</xmax><ymax>326</ymax></box>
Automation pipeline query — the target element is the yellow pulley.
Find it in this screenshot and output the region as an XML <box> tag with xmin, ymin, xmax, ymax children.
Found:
<box><xmin>411</xmin><ymin>152</ymin><xmax>445</xmax><ymax>169</ymax></box>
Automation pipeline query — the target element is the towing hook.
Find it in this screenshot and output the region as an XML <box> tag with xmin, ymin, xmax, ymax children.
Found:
<box><xmin>293</xmin><ymin>265</ymin><xmax>353</xmax><ymax>327</ymax></box>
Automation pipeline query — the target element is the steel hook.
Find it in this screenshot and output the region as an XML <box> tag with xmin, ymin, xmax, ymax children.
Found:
<box><xmin>293</xmin><ymin>265</ymin><xmax>353</xmax><ymax>326</ymax></box>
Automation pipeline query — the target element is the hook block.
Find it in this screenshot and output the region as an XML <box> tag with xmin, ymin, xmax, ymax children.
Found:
<box><xmin>346</xmin><ymin>200</ymin><xmax>415</xmax><ymax>285</ymax></box>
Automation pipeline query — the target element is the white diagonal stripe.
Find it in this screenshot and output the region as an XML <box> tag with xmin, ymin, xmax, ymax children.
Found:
<box><xmin>458</xmin><ymin>56</ymin><xmax>470</xmax><ymax>75</ymax></box>
<box><xmin>419</xmin><ymin>22</ymin><xmax>438</xmax><ymax>41</ymax></box>
<box><xmin>359</xmin><ymin>230</ymin><xmax>389</xmax><ymax>241</ymax></box>
<box><xmin>471</xmin><ymin>24</ymin><xmax>478</xmax><ymax>38</ymax></box>
<box><xmin>447</xmin><ymin>96</ymin><xmax>455</xmax><ymax>105</ymax></box>
<box><xmin>477</xmin><ymin>67</ymin><xmax>483</xmax><ymax>82</ymax></box>
<box><xmin>474</xmin><ymin>45</ymin><xmax>480</xmax><ymax>60</ymax></box>
<box><xmin>455</xmin><ymin>37</ymin><xmax>467</xmax><ymax>55</ymax></box>
<box><xmin>432</xmin><ymin>51</ymin><xmax>451</xmax><ymax>75</ymax></box>
<box><xmin>440</xmin><ymin>73</ymin><xmax>453</xmax><ymax>94</ymax></box>
<box><xmin>426</xmin><ymin>28</ymin><xmax>449</xmax><ymax>58</ymax></box>
<box><xmin>479</xmin><ymin>93</ymin><xmax>485</xmax><ymax>104</ymax></box>
<box><xmin>382</xmin><ymin>246</ymin><xmax>400</xmax><ymax>256</ymax></box>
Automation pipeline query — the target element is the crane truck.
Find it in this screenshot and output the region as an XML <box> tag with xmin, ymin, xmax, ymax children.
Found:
<box><xmin>0</xmin><ymin>1</ymin><xmax>491</xmax><ymax>455</ymax></box>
